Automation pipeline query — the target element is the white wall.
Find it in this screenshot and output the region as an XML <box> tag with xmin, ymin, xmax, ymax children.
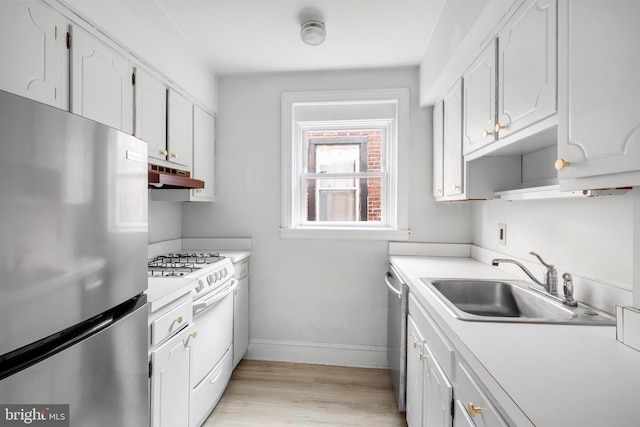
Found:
<box><xmin>181</xmin><ymin>67</ymin><xmax>473</xmax><ymax>367</ymax></box>
<box><xmin>472</xmin><ymin>190</ymin><xmax>636</xmax><ymax>310</ymax></box>
<box><xmin>148</xmin><ymin>198</ymin><xmax>182</xmax><ymax>244</ymax></box>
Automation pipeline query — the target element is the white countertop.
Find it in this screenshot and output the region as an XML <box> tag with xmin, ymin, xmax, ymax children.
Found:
<box><xmin>390</xmin><ymin>255</ymin><xmax>640</xmax><ymax>427</ymax></box>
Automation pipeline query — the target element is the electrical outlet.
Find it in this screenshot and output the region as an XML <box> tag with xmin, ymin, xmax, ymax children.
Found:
<box><xmin>498</xmin><ymin>223</ymin><xmax>507</xmax><ymax>245</ymax></box>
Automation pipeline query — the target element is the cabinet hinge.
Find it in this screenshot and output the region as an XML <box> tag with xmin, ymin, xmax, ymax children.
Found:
<box><xmin>148</xmin><ymin>361</ymin><xmax>153</xmax><ymax>378</ymax></box>
<box><xmin>66</xmin><ymin>32</ymin><xmax>71</xmax><ymax>49</ymax></box>
<box><xmin>132</xmin><ymin>72</ymin><xmax>136</xmax><ymax>86</ymax></box>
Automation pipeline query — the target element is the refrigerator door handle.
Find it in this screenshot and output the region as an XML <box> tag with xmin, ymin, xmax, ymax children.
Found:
<box><xmin>0</xmin><ymin>294</ymin><xmax>146</xmax><ymax>381</ymax></box>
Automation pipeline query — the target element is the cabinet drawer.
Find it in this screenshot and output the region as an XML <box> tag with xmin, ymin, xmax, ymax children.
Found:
<box><xmin>151</xmin><ymin>298</ymin><xmax>193</xmax><ymax>346</ymax></box>
<box><xmin>234</xmin><ymin>260</ymin><xmax>249</xmax><ymax>280</ymax></box>
<box><xmin>455</xmin><ymin>361</ymin><xmax>508</xmax><ymax>427</ymax></box>
<box><xmin>408</xmin><ymin>294</ymin><xmax>456</xmax><ymax>379</ymax></box>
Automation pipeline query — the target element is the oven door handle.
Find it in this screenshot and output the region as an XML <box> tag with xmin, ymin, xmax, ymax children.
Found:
<box><xmin>193</xmin><ymin>279</ymin><xmax>238</xmax><ymax>313</ymax></box>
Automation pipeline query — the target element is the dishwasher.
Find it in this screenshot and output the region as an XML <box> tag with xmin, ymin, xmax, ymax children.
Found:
<box><xmin>385</xmin><ymin>263</ymin><xmax>408</xmax><ymax>412</ymax></box>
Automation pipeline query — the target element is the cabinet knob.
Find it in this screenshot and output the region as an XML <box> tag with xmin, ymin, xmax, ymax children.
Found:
<box><xmin>483</xmin><ymin>129</ymin><xmax>493</xmax><ymax>138</ymax></box>
<box><xmin>467</xmin><ymin>403</ymin><xmax>483</xmax><ymax>417</ymax></box>
<box><xmin>190</xmin><ymin>331</ymin><xmax>198</xmax><ymax>339</ymax></box>
<box><xmin>435</xmin><ymin>188</ymin><xmax>442</xmax><ymax>195</ymax></box>
<box><xmin>494</xmin><ymin>123</ymin><xmax>506</xmax><ymax>132</ymax></box>
<box><xmin>419</xmin><ymin>353</ymin><xmax>428</xmax><ymax>361</ymax></box>
<box><xmin>176</xmin><ymin>316</ymin><xmax>183</xmax><ymax>324</ymax></box>
<box><xmin>171</xmin><ymin>152</ymin><xmax>178</xmax><ymax>159</ymax></box>
<box><xmin>453</xmin><ymin>185</ymin><xmax>460</xmax><ymax>190</ymax></box>
<box><xmin>555</xmin><ymin>158</ymin><xmax>571</xmax><ymax>170</ymax></box>
<box><xmin>413</xmin><ymin>340</ymin><xmax>422</xmax><ymax>349</ymax></box>
<box><xmin>161</xmin><ymin>149</ymin><xmax>168</xmax><ymax>156</ymax></box>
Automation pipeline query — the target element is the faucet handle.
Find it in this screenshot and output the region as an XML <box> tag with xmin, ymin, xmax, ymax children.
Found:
<box><xmin>562</xmin><ymin>273</ymin><xmax>578</xmax><ymax>306</ymax></box>
<box><xmin>530</xmin><ymin>251</ymin><xmax>554</xmax><ymax>268</ymax></box>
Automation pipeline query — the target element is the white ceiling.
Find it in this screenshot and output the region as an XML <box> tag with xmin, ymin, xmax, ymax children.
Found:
<box><xmin>63</xmin><ymin>0</ymin><xmax>447</xmax><ymax>76</ymax></box>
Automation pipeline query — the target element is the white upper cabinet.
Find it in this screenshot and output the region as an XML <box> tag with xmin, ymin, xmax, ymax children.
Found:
<box><xmin>557</xmin><ymin>0</ymin><xmax>640</xmax><ymax>189</ymax></box>
<box><xmin>496</xmin><ymin>0</ymin><xmax>557</xmax><ymax>138</ymax></box>
<box><xmin>463</xmin><ymin>41</ymin><xmax>497</xmax><ymax>155</ymax></box>
<box><xmin>135</xmin><ymin>67</ymin><xmax>167</xmax><ymax>162</ymax></box>
<box><xmin>443</xmin><ymin>80</ymin><xmax>464</xmax><ymax>197</ymax></box>
<box><xmin>191</xmin><ymin>106</ymin><xmax>215</xmax><ymax>201</ymax></box>
<box><xmin>0</xmin><ymin>1</ymin><xmax>68</xmax><ymax>109</ymax></box>
<box><xmin>432</xmin><ymin>101</ymin><xmax>444</xmax><ymax>198</ymax></box>
<box><xmin>167</xmin><ymin>88</ymin><xmax>193</xmax><ymax>170</ymax></box>
<box><xmin>70</xmin><ymin>25</ymin><xmax>133</xmax><ymax>134</ymax></box>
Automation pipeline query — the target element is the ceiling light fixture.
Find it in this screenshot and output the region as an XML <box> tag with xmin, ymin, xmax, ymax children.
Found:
<box><xmin>300</xmin><ymin>20</ymin><xmax>326</xmax><ymax>46</ymax></box>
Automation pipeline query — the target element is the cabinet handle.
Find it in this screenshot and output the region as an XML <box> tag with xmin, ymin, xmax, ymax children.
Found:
<box><xmin>160</xmin><ymin>150</ymin><xmax>168</xmax><ymax>156</ymax></box>
<box><xmin>453</xmin><ymin>185</ymin><xmax>460</xmax><ymax>190</ymax></box>
<box><xmin>419</xmin><ymin>353</ymin><xmax>428</xmax><ymax>361</ymax></box>
<box><xmin>555</xmin><ymin>158</ymin><xmax>571</xmax><ymax>170</ymax></box>
<box><xmin>435</xmin><ymin>188</ymin><xmax>442</xmax><ymax>195</ymax></box>
<box><xmin>494</xmin><ymin>123</ymin><xmax>506</xmax><ymax>132</ymax></box>
<box><xmin>483</xmin><ymin>129</ymin><xmax>493</xmax><ymax>138</ymax></box>
<box><xmin>175</xmin><ymin>316</ymin><xmax>183</xmax><ymax>324</ymax></box>
<box><xmin>171</xmin><ymin>153</ymin><xmax>178</xmax><ymax>159</ymax></box>
<box><xmin>413</xmin><ymin>340</ymin><xmax>422</xmax><ymax>349</ymax></box>
<box><xmin>467</xmin><ymin>403</ymin><xmax>483</xmax><ymax>417</ymax></box>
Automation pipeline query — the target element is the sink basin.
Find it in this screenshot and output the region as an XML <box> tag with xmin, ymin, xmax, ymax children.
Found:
<box><xmin>420</xmin><ymin>278</ymin><xmax>616</xmax><ymax>325</ymax></box>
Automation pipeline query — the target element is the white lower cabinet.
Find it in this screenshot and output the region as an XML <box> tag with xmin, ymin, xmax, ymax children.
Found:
<box><xmin>150</xmin><ymin>322</ymin><xmax>195</xmax><ymax>427</ymax></box>
<box><xmin>407</xmin><ymin>294</ymin><xmax>507</xmax><ymax>427</ymax></box>
<box><xmin>232</xmin><ymin>259</ymin><xmax>249</xmax><ymax>367</ymax></box>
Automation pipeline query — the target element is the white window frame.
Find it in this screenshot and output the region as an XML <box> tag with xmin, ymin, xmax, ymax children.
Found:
<box><xmin>281</xmin><ymin>89</ymin><xmax>410</xmax><ymax>240</ymax></box>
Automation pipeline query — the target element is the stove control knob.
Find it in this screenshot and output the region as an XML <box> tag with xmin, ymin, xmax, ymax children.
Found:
<box><xmin>222</xmin><ymin>268</ymin><xmax>228</xmax><ymax>277</ymax></box>
<box><xmin>215</xmin><ymin>271</ymin><xmax>221</xmax><ymax>281</ymax></box>
<box><xmin>197</xmin><ymin>279</ymin><xmax>205</xmax><ymax>291</ymax></box>
<box><xmin>207</xmin><ymin>275</ymin><xmax>213</xmax><ymax>284</ymax></box>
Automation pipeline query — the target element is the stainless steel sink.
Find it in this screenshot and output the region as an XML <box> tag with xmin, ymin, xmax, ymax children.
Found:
<box><xmin>420</xmin><ymin>278</ymin><xmax>616</xmax><ymax>325</ymax></box>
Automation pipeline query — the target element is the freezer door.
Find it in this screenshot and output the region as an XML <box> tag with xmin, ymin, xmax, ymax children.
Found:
<box><xmin>0</xmin><ymin>296</ymin><xmax>149</xmax><ymax>427</ymax></box>
<box><xmin>0</xmin><ymin>90</ymin><xmax>148</xmax><ymax>355</ymax></box>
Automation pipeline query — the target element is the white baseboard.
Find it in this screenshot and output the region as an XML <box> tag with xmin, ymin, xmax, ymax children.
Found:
<box><xmin>246</xmin><ymin>339</ymin><xmax>388</xmax><ymax>369</ymax></box>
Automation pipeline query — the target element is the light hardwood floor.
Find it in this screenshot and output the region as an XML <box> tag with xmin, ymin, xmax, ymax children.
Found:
<box><xmin>203</xmin><ymin>359</ymin><xmax>407</xmax><ymax>426</ymax></box>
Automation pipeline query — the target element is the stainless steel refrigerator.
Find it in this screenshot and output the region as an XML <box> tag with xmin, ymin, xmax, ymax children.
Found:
<box><xmin>0</xmin><ymin>90</ymin><xmax>149</xmax><ymax>426</ymax></box>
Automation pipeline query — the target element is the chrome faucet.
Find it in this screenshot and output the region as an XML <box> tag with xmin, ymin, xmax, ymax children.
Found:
<box><xmin>491</xmin><ymin>251</ymin><xmax>558</xmax><ymax>294</ymax></box>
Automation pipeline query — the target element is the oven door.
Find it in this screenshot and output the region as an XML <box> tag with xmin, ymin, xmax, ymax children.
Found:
<box><xmin>191</xmin><ymin>279</ymin><xmax>237</xmax><ymax>388</ymax></box>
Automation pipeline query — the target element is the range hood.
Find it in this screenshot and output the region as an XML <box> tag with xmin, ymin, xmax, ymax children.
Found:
<box><xmin>148</xmin><ymin>164</ymin><xmax>205</xmax><ymax>189</ymax></box>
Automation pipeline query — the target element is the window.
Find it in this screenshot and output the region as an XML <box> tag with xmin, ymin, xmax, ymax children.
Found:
<box><xmin>281</xmin><ymin>89</ymin><xmax>410</xmax><ymax>240</ymax></box>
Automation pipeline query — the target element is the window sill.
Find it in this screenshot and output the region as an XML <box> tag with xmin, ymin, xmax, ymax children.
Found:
<box><xmin>280</xmin><ymin>227</ymin><xmax>411</xmax><ymax>241</ymax></box>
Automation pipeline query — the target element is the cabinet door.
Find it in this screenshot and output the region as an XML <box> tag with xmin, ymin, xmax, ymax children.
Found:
<box><xmin>496</xmin><ymin>0</ymin><xmax>557</xmax><ymax>137</ymax></box>
<box><xmin>406</xmin><ymin>315</ymin><xmax>425</xmax><ymax>427</ymax></box>
<box><xmin>233</xmin><ymin>273</ymin><xmax>249</xmax><ymax>366</ymax></box>
<box><xmin>70</xmin><ymin>26</ymin><xmax>133</xmax><ymax>133</ymax></box>
<box><xmin>432</xmin><ymin>101</ymin><xmax>444</xmax><ymax>198</ymax></box>
<box><xmin>167</xmin><ymin>89</ymin><xmax>193</xmax><ymax>170</ymax></box>
<box><xmin>0</xmin><ymin>1</ymin><xmax>67</xmax><ymax>109</ymax></box>
<box><xmin>463</xmin><ymin>41</ymin><xmax>496</xmax><ymax>155</ymax></box>
<box><xmin>557</xmin><ymin>0</ymin><xmax>640</xmax><ymax>187</ymax></box>
<box><xmin>443</xmin><ymin>81</ymin><xmax>463</xmax><ymax>197</ymax></box>
<box><xmin>135</xmin><ymin>67</ymin><xmax>167</xmax><ymax>161</ymax></box>
<box><xmin>191</xmin><ymin>106</ymin><xmax>215</xmax><ymax>201</ymax></box>
<box><xmin>453</xmin><ymin>400</ymin><xmax>477</xmax><ymax>427</ymax></box>
<box><xmin>150</xmin><ymin>324</ymin><xmax>195</xmax><ymax>427</ymax></box>
<box><xmin>424</xmin><ymin>350</ymin><xmax>453</xmax><ymax>427</ymax></box>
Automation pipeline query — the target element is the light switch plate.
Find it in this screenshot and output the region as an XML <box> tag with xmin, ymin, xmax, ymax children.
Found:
<box><xmin>498</xmin><ymin>223</ymin><xmax>507</xmax><ymax>245</ymax></box>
